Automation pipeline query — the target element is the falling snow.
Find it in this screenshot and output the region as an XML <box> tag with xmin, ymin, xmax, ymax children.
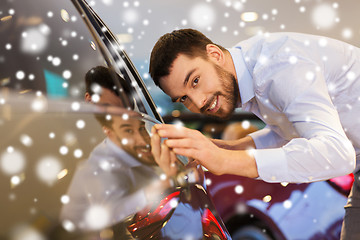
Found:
<box><xmin>1</xmin><ymin>0</ymin><xmax>360</xmax><ymax>239</ymax></box>
<box><xmin>59</xmin><ymin>146</ymin><xmax>69</xmax><ymax>155</ymax></box>
<box><xmin>73</xmin><ymin>149</ymin><xmax>83</xmax><ymax>158</ymax></box>
<box><xmin>36</xmin><ymin>156</ymin><xmax>62</xmax><ymax>185</ymax></box>
<box><xmin>1</xmin><ymin>148</ymin><xmax>26</xmax><ymax>175</ymax></box>
<box><xmin>234</xmin><ymin>184</ymin><xmax>244</xmax><ymax>194</ymax></box>
<box><xmin>311</xmin><ymin>3</ymin><xmax>337</xmax><ymax>29</ymax></box>
<box><xmin>84</xmin><ymin>205</ymin><xmax>110</xmax><ymax>230</ymax></box>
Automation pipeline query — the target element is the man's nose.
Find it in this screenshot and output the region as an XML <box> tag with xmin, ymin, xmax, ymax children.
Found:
<box><xmin>134</xmin><ymin>131</ymin><xmax>147</xmax><ymax>145</ymax></box>
<box><xmin>191</xmin><ymin>93</ymin><xmax>207</xmax><ymax>111</ymax></box>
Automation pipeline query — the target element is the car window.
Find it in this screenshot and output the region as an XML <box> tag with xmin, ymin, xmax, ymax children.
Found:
<box><xmin>0</xmin><ymin>1</ymin><xmax>206</xmax><ymax>239</ymax></box>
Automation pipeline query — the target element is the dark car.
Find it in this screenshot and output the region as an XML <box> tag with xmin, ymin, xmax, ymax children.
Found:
<box><xmin>0</xmin><ymin>0</ymin><xmax>231</xmax><ymax>239</ymax></box>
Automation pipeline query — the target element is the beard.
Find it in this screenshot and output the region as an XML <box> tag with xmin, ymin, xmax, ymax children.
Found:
<box><xmin>200</xmin><ymin>63</ymin><xmax>240</xmax><ymax>120</ymax></box>
<box><xmin>115</xmin><ymin>135</ymin><xmax>156</xmax><ymax>166</ymax></box>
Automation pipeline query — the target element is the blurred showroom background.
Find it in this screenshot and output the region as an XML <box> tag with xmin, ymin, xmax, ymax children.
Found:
<box><xmin>86</xmin><ymin>0</ymin><xmax>360</xmax><ymax>115</ymax></box>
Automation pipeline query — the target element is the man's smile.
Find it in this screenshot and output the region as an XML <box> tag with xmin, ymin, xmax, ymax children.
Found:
<box><xmin>203</xmin><ymin>95</ymin><xmax>220</xmax><ymax>114</ymax></box>
<box><xmin>208</xmin><ymin>96</ymin><xmax>218</xmax><ymax>111</ymax></box>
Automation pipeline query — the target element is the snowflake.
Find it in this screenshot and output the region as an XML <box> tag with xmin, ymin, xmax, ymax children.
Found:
<box><xmin>62</xmin><ymin>70</ymin><xmax>72</xmax><ymax>79</ymax></box>
<box><xmin>189</xmin><ymin>3</ymin><xmax>216</xmax><ymax>29</ymax></box>
<box><xmin>342</xmin><ymin>28</ymin><xmax>353</xmax><ymax>39</ymax></box>
<box><xmin>72</xmin><ymin>54</ymin><xmax>79</xmax><ymax>61</ymax></box>
<box><xmin>311</xmin><ymin>4</ymin><xmax>337</xmax><ymax>29</ymax></box>
<box><xmin>318</xmin><ymin>38</ymin><xmax>328</xmax><ymax>47</ymax></box>
<box><xmin>11</xmin><ymin>175</ymin><xmax>21</xmax><ymax>186</ymax></box>
<box><xmin>11</xmin><ymin>225</ymin><xmax>45</xmax><ymax>240</ymax></box>
<box><xmin>62</xmin><ymin>220</ymin><xmax>76</xmax><ymax>232</ymax></box>
<box><xmin>1</xmin><ymin>147</ymin><xmax>26</xmax><ymax>175</ymax></box>
<box><xmin>241</xmin><ymin>120</ymin><xmax>250</xmax><ymax>129</ymax></box>
<box><xmin>71</xmin><ymin>102</ymin><xmax>80</xmax><ymax>111</ymax></box>
<box><xmin>20</xmin><ymin>134</ymin><xmax>33</xmax><ymax>147</ymax></box>
<box><xmin>289</xmin><ymin>56</ymin><xmax>298</xmax><ymax>64</ymax></box>
<box><xmin>170</xmin><ymin>198</ymin><xmax>179</xmax><ymax>208</ymax></box>
<box><xmin>16</xmin><ymin>70</ymin><xmax>25</xmax><ymax>80</ymax></box>
<box><xmin>283</xmin><ymin>200</ymin><xmax>292</xmax><ymax>209</ymax></box>
<box><xmin>52</xmin><ymin>57</ymin><xmax>61</xmax><ymax>66</ymax></box>
<box><xmin>76</xmin><ymin>119</ymin><xmax>86</xmax><ymax>129</ymax></box>
<box><xmin>36</xmin><ymin>156</ymin><xmax>62</xmax><ymax>185</ymax></box>
<box><xmin>84</xmin><ymin>205</ymin><xmax>111</xmax><ymax>230</ymax></box>
<box><xmin>5</xmin><ymin>43</ymin><xmax>12</xmax><ymax>50</ymax></box>
<box><xmin>59</xmin><ymin>146</ymin><xmax>69</xmax><ymax>155</ymax></box>
<box><xmin>235</xmin><ymin>184</ymin><xmax>244</xmax><ymax>194</ymax></box>
<box><xmin>74</xmin><ymin>149</ymin><xmax>83</xmax><ymax>158</ymax></box>
<box><xmin>61</xmin><ymin>195</ymin><xmax>70</xmax><ymax>204</ymax></box>
<box><xmin>205</xmin><ymin>178</ymin><xmax>212</xmax><ymax>186</ymax></box>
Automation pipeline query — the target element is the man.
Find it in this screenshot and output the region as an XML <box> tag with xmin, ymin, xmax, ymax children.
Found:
<box><xmin>60</xmin><ymin>66</ymin><xmax>168</xmax><ymax>234</ymax></box>
<box><xmin>149</xmin><ymin>29</ymin><xmax>360</xmax><ymax>239</ymax></box>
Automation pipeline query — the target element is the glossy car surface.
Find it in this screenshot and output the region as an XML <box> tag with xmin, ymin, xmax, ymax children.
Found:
<box><xmin>0</xmin><ymin>0</ymin><xmax>231</xmax><ymax>239</ymax></box>
<box><xmin>207</xmin><ymin>173</ymin><xmax>351</xmax><ymax>240</ymax></box>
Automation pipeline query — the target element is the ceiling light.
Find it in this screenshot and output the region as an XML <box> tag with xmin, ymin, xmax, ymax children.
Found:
<box><xmin>241</xmin><ymin>12</ymin><xmax>258</xmax><ymax>22</ymax></box>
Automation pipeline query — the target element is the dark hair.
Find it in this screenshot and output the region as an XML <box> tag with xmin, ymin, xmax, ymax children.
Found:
<box><xmin>149</xmin><ymin>28</ymin><xmax>225</xmax><ymax>88</ymax></box>
<box><xmin>85</xmin><ymin>66</ymin><xmax>123</xmax><ymax>129</ymax></box>
<box><xmin>85</xmin><ymin>65</ymin><xmax>120</xmax><ymax>95</ymax></box>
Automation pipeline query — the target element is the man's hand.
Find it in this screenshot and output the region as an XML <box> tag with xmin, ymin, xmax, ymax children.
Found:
<box><xmin>152</xmin><ymin>124</ymin><xmax>259</xmax><ymax>178</ymax></box>
<box><xmin>151</xmin><ymin>126</ymin><xmax>178</xmax><ymax>177</ymax></box>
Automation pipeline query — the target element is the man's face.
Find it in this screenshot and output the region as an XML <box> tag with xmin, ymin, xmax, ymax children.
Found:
<box><xmin>159</xmin><ymin>54</ymin><xmax>239</xmax><ymax>119</ymax></box>
<box><xmin>110</xmin><ymin>115</ymin><xmax>155</xmax><ymax>165</ymax></box>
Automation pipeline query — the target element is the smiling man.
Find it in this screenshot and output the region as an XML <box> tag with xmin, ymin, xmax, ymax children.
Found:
<box><xmin>161</xmin><ymin>49</ymin><xmax>239</xmax><ymax>118</ymax></box>
<box><xmin>149</xmin><ymin>28</ymin><xmax>360</xmax><ymax>239</ymax></box>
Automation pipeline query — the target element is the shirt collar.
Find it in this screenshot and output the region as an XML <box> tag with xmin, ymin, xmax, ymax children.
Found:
<box><xmin>227</xmin><ymin>46</ymin><xmax>255</xmax><ymax>107</ymax></box>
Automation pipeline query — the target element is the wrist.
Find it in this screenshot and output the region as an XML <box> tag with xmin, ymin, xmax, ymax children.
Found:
<box><xmin>223</xmin><ymin>149</ymin><xmax>259</xmax><ymax>178</ymax></box>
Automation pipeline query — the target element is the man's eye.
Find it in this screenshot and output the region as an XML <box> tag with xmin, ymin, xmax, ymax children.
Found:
<box><xmin>124</xmin><ymin>129</ymin><xmax>134</xmax><ymax>134</ymax></box>
<box><xmin>192</xmin><ymin>77</ymin><xmax>199</xmax><ymax>87</ymax></box>
<box><xmin>180</xmin><ymin>95</ymin><xmax>188</xmax><ymax>103</ymax></box>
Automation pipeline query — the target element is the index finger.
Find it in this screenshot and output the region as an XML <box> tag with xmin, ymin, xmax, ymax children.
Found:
<box><xmin>155</xmin><ymin>124</ymin><xmax>196</xmax><ymax>139</ymax></box>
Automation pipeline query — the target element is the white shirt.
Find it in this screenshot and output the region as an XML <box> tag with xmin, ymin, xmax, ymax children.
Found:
<box><xmin>60</xmin><ymin>138</ymin><xmax>158</xmax><ymax>230</ymax></box>
<box><xmin>228</xmin><ymin>32</ymin><xmax>359</xmax><ymax>183</ymax></box>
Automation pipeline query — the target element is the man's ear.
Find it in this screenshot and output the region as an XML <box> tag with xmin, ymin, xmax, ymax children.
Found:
<box><xmin>206</xmin><ymin>44</ymin><xmax>225</xmax><ymax>65</ymax></box>
<box><xmin>103</xmin><ymin>126</ymin><xmax>122</xmax><ymax>146</ymax></box>
<box><xmin>103</xmin><ymin>126</ymin><xmax>112</xmax><ymax>137</ymax></box>
<box><xmin>85</xmin><ymin>92</ymin><xmax>91</xmax><ymax>102</ymax></box>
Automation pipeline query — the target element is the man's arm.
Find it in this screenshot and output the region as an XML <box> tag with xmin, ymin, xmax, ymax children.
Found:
<box><xmin>152</xmin><ymin>124</ymin><xmax>259</xmax><ymax>178</ymax></box>
<box><xmin>211</xmin><ymin>135</ymin><xmax>256</xmax><ymax>150</ymax></box>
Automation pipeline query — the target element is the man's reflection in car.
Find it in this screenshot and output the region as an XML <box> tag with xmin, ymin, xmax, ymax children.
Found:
<box><xmin>95</xmin><ymin>113</ymin><xmax>155</xmax><ymax>166</ymax></box>
<box><xmin>60</xmin><ymin>66</ymin><xmax>214</xmax><ymax>240</ymax></box>
<box><xmin>84</xmin><ymin>65</ymin><xmax>126</xmax><ymax>107</ymax></box>
<box><xmin>60</xmin><ymin>66</ymin><xmax>172</xmax><ymax>234</ymax></box>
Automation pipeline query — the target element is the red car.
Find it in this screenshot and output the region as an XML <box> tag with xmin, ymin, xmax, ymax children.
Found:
<box><xmin>163</xmin><ymin>113</ymin><xmax>353</xmax><ymax>240</ymax></box>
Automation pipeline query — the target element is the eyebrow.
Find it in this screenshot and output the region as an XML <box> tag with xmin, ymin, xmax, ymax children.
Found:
<box><xmin>120</xmin><ymin>124</ymin><xmax>132</xmax><ymax>128</ymax></box>
<box><xmin>171</xmin><ymin>68</ymin><xmax>197</xmax><ymax>102</ymax></box>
